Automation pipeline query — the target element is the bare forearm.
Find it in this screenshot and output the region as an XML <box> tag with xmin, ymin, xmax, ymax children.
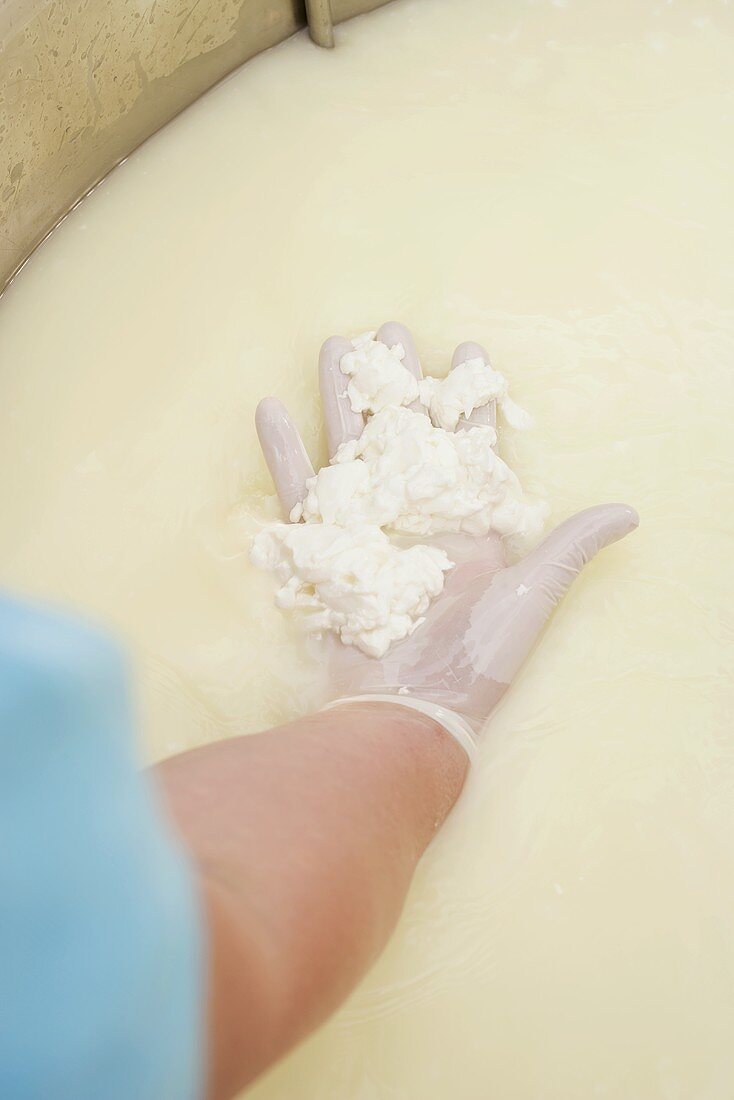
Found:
<box><xmin>154</xmin><ymin>702</ymin><xmax>468</xmax><ymax>1099</ymax></box>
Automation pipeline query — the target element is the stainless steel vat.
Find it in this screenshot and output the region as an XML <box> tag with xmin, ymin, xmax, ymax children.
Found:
<box><xmin>0</xmin><ymin>0</ymin><xmax>393</xmax><ymax>290</ymax></box>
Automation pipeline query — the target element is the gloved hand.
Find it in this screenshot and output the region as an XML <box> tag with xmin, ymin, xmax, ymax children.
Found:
<box><xmin>256</xmin><ymin>322</ymin><xmax>638</xmax><ymax>759</ymax></box>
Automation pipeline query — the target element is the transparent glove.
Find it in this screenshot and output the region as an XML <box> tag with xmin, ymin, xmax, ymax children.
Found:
<box><xmin>256</xmin><ymin>322</ymin><xmax>638</xmax><ymax>759</ymax></box>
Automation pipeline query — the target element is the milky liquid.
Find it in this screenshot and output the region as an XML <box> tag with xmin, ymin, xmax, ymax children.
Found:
<box><xmin>1</xmin><ymin>0</ymin><xmax>733</xmax><ymax>1096</ymax></box>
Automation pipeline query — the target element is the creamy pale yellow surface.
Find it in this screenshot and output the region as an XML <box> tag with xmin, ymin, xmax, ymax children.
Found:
<box><xmin>1</xmin><ymin>0</ymin><xmax>733</xmax><ymax>1096</ymax></box>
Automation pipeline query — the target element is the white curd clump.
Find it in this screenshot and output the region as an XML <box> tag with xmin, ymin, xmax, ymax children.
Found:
<box><xmin>252</xmin><ymin>333</ymin><xmax>544</xmax><ymax>657</ymax></box>
<box><xmin>250</xmin><ymin>522</ymin><xmax>451</xmax><ymax>658</ymax></box>
<box><xmin>417</xmin><ymin>357</ymin><xmax>534</xmax><ymax>431</ymax></box>
<box><xmin>339</xmin><ymin>331</ymin><xmax>419</xmax><ymax>414</ymax></box>
<box><xmin>295</xmin><ymin>405</ymin><xmax>546</xmax><ymax>538</ymax></box>
<box><xmin>341</xmin><ymin>339</ymin><xmax>532</xmax><ymax>432</ymax></box>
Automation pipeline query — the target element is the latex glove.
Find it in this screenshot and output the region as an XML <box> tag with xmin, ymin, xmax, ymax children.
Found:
<box><xmin>256</xmin><ymin>322</ymin><xmax>638</xmax><ymax>756</ymax></box>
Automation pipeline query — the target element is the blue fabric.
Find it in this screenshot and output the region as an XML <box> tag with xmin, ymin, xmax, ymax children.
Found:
<box><xmin>0</xmin><ymin>594</ymin><xmax>204</xmax><ymax>1100</ymax></box>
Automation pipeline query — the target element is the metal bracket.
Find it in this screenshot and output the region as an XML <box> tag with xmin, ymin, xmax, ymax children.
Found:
<box><xmin>305</xmin><ymin>0</ymin><xmax>334</xmax><ymax>47</ymax></box>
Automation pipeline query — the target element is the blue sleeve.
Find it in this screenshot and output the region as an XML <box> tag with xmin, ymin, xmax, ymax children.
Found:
<box><xmin>0</xmin><ymin>594</ymin><xmax>205</xmax><ymax>1100</ymax></box>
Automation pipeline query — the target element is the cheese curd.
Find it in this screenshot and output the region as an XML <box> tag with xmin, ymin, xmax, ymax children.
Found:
<box><xmin>418</xmin><ymin>357</ymin><xmax>534</xmax><ymax>431</ymax></box>
<box><xmin>296</xmin><ymin>404</ymin><xmax>546</xmax><ymax>538</ymax></box>
<box><xmin>253</xmin><ymin>335</ymin><xmax>544</xmax><ymax>656</ymax></box>
<box><xmin>339</xmin><ymin>331</ymin><xmax>418</xmax><ymax>415</ymax></box>
<box><xmin>250</xmin><ymin>521</ymin><xmax>451</xmax><ymax>658</ymax></box>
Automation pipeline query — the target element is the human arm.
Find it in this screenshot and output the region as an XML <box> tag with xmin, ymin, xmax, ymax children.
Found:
<box><xmin>0</xmin><ymin>326</ymin><xmax>636</xmax><ymax>1100</ymax></box>
<box><xmin>155</xmin><ymin>701</ymin><xmax>468</xmax><ymax>1100</ymax></box>
<box><xmin>159</xmin><ymin>323</ymin><xmax>638</xmax><ymax>1098</ymax></box>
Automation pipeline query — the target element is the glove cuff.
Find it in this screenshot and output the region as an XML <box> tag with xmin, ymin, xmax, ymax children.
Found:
<box><xmin>322</xmin><ymin>694</ymin><xmax>477</xmax><ymax>765</ymax></box>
